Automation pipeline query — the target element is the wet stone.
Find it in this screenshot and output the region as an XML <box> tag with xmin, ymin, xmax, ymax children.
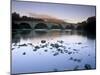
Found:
<box><xmin>33</xmin><ymin>49</ymin><xmax>37</xmax><ymax>51</ymax></box>
<box><xmin>57</xmin><ymin>48</ymin><xmax>64</xmax><ymax>54</ymax></box>
<box><xmin>35</xmin><ymin>46</ymin><xmax>40</xmax><ymax>49</ymax></box>
<box><xmin>73</xmin><ymin>52</ymin><xmax>75</xmax><ymax>54</ymax></box>
<box><xmin>71</xmin><ymin>58</ymin><xmax>82</xmax><ymax>63</ymax></box>
<box><xmin>60</xmin><ymin>45</ymin><xmax>66</xmax><ymax>49</ymax></box>
<box><xmin>50</xmin><ymin>43</ymin><xmax>60</xmax><ymax>48</ymax></box>
<box><xmin>23</xmin><ymin>52</ymin><xmax>26</xmax><ymax>55</ymax></box>
<box><xmin>81</xmin><ymin>46</ymin><xmax>88</xmax><ymax>48</ymax></box>
<box><xmin>77</xmin><ymin>59</ymin><xmax>81</xmax><ymax>63</ymax></box>
<box><xmin>44</xmin><ymin>49</ymin><xmax>48</xmax><ymax>52</ymax></box>
<box><xmin>51</xmin><ymin>51</ymin><xmax>55</xmax><ymax>53</ymax></box>
<box><xmin>73</xmin><ymin>49</ymin><xmax>78</xmax><ymax>51</ymax></box>
<box><xmin>28</xmin><ymin>43</ymin><xmax>33</xmax><ymax>46</ymax></box>
<box><xmin>11</xmin><ymin>48</ymin><xmax>15</xmax><ymax>51</ymax></box>
<box><xmin>41</xmin><ymin>40</ymin><xmax>46</xmax><ymax>43</ymax></box>
<box><xmin>68</xmin><ymin>47</ymin><xmax>71</xmax><ymax>49</ymax></box>
<box><xmin>57</xmin><ymin>48</ymin><xmax>62</xmax><ymax>51</ymax></box>
<box><xmin>13</xmin><ymin>43</ymin><xmax>17</xmax><ymax>46</ymax></box>
<box><xmin>69</xmin><ymin>57</ymin><xmax>73</xmax><ymax>60</ymax></box>
<box><xmin>57</xmin><ymin>40</ymin><xmax>64</xmax><ymax>44</ymax></box>
<box><xmin>50</xmin><ymin>48</ymin><xmax>53</xmax><ymax>49</ymax></box>
<box><xmin>73</xmin><ymin>65</ymin><xmax>79</xmax><ymax>70</ymax></box>
<box><xmin>41</xmin><ymin>44</ymin><xmax>48</xmax><ymax>48</ymax></box>
<box><xmin>64</xmin><ymin>50</ymin><xmax>68</xmax><ymax>53</ymax></box>
<box><xmin>19</xmin><ymin>44</ymin><xmax>27</xmax><ymax>46</ymax></box>
<box><xmin>44</xmin><ymin>44</ymin><xmax>48</xmax><ymax>47</ymax></box>
<box><xmin>73</xmin><ymin>59</ymin><xmax>77</xmax><ymax>61</ymax></box>
<box><xmin>17</xmin><ymin>46</ymin><xmax>20</xmax><ymax>48</ymax></box>
<box><xmin>60</xmin><ymin>50</ymin><xmax>64</xmax><ymax>54</ymax></box>
<box><xmin>77</xmin><ymin>42</ymin><xmax>82</xmax><ymax>45</ymax></box>
<box><xmin>68</xmin><ymin>52</ymin><xmax>72</xmax><ymax>55</ymax></box>
<box><xmin>53</xmin><ymin>52</ymin><xmax>59</xmax><ymax>56</ymax></box>
<box><xmin>41</xmin><ymin>45</ymin><xmax>45</xmax><ymax>48</ymax></box>
<box><xmin>84</xmin><ymin>64</ymin><xmax>91</xmax><ymax>69</ymax></box>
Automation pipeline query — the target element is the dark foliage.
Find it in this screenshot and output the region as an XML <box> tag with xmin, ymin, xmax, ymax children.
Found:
<box><xmin>77</xmin><ymin>16</ymin><xmax>96</xmax><ymax>36</ymax></box>
<box><xmin>65</xmin><ymin>24</ymin><xmax>75</xmax><ymax>29</ymax></box>
<box><xmin>50</xmin><ymin>24</ymin><xmax>64</xmax><ymax>29</ymax></box>
<box><xmin>12</xmin><ymin>12</ymin><xmax>44</xmax><ymax>21</ymax></box>
<box><xmin>12</xmin><ymin>22</ymin><xmax>32</xmax><ymax>29</ymax></box>
<box><xmin>12</xmin><ymin>22</ymin><xmax>20</xmax><ymax>29</ymax></box>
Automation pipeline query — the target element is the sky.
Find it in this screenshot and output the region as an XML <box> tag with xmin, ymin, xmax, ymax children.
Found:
<box><xmin>12</xmin><ymin>0</ymin><xmax>96</xmax><ymax>23</ymax></box>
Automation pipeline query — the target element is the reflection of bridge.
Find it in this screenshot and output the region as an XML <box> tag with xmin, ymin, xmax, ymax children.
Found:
<box><xmin>14</xmin><ymin>20</ymin><xmax>72</xmax><ymax>29</ymax></box>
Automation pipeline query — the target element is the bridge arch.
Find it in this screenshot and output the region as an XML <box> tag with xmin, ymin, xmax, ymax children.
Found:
<box><xmin>34</xmin><ymin>23</ymin><xmax>48</xmax><ymax>29</ymax></box>
<box><xmin>19</xmin><ymin>23</ymin><xmax>32</xmax><ymax>29</ymax></box>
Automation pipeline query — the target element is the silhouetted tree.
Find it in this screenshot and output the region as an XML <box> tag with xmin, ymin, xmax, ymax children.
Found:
<box><xmin>12</xmin><ymin>12</ymin><xmax>20</xmax><ymax>21</ymax></box>
<box><xmin>76</xmin><ymin>16</ymin><xmax>96</xmax><ymax>36</ymax></box>
<box><xmin>65</xmin><ymin>24</ymin><xmax>74</xmax><ymax>29</ymax></box>
<box><xmin>84</xmin><ymin>16</ymin><xmax>96</xmax><ymax>34</ymax></box>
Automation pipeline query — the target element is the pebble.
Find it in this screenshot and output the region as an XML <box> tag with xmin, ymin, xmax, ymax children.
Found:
<box><xmin>68</xmin><ymin>52</ymin><xmax>72</xmax><ymax>55</ymax></box>
<box><xmin>33</xmin><ymin>49</ymin><xmax>37</xmax><ymax>51</ymax></box>
<box><xmin>11</xmin><ymin>48</ymin><xmax>15</xmax><ymax>50</ymax></box>
<box><xmin>19</xmin><ymin>44</ymin><xmax>27</xmax><ymax>46</ymax></box>
<box><xmin>35</xmin><ymin>46</ymin><xmax>40</xmax><ymax>49</ymax></box>
<box><xmin>41</xmin><ymin>40</ymin><xmax>46</xmax><ymax>43</ymax></box>
<box><xmin>84</xmin><ymin>64</ymin><xmax>91</xmax><ymax>69</ymax></box>
<box><xmin>44</xmin><ymin>50</ymin><xmax>48</xmax><ymax>52</ymax></box>
<box><xmin>53</xmin><ymin>52</ymin><xmax>59</xmax><ymax>56</ymax></box>
<box><xmin>23</xmin><ymin>52</ymin><xmax>26</xmax><ymax>55</ymax></box>
<box><xmin>77</xmin><ymin>42</ymin><xmax>82</xmax><ymax>45</ymax></box>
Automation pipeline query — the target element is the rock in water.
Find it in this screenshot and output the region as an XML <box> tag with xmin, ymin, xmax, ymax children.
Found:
<box><xmin>35</xmin><ymin>46</ymin><xmax>40</xmax><ymax>49</ymax></box>
<box><xmin>53</xmin><ymin>52</ymin><xmax>59</xmax><ymax>56</ymax></box>
<box><xmin>41</xmin><ymin>40</ymin><xmax>46</xmax><ymax>43</ymax></box>
<box><xmin>77</xmin><ymin>42</ymin><xmax>82</xmax><ymax>45</ymax></box>
<box><xmin>57</xmin><ymin>40</ymin><xmax>64</xmax><ymax>44</ymax></box>
<box><xmin>11</xmin><ymin>48</ymin><xmax>15</xmax><ymax>51</ymax></box>
<box><xmin>19</xmin><ymin>44</ymin><xmax>27</xmax><ymax>46</ymax></box>
<box><xmin>44</xmin><ymin>49</ymin><xmax>48</xmax><ymax>52</ymax></box>
<box><xmin>68</xmin><ymin>52</ymin><xmax>72</xmax><ymax>55</ymax></box>
<box><xmin>50</xmin><ymin>43</ymin><xmax>60</xmax><ymax>48</ymax></box>
<box><xmin>84</xmin><ymin>64</ymin><xmax>91</xmax><ymax>69</ymax></box>
<box><xmin>33</xmin><ymin>49</ymin><xmax>37</xmax><ymax>51</ymax></box>
<box><xmin>69</xmin><ymin>57</ymin><xmax>73</xmax><ymax>60</ymax></box>
<box><xmin>64</xmin><ymin>50</ymin><xmax>68</xmax><ymax>53</ymax></box>
<box><xmin>23</xmin><ymin>52</ymin><xmax>26</xmax><ymax>55</ymax></box>
<box><xmin>73</xmin><ymin>65</ymin><xmax>79</xmax><ymax>70</ymax></box>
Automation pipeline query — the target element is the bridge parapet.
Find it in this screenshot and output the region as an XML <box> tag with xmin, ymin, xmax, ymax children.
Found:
<box><xmin>13</xmin><ymin>20</ymin><xmax>71</xmax><ymax>29</ymax></box>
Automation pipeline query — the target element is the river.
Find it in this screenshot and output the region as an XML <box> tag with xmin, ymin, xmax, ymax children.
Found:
<box><xmin>11</xmin><ymin>30</ymin><xmax>96</xmax><ymax>74</ymax></box>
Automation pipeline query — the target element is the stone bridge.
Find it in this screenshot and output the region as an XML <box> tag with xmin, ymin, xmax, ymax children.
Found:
<box><xmin>14</xmin><ymin>20</ymin><xmax>73</xmax><ymax>29</ymax></box>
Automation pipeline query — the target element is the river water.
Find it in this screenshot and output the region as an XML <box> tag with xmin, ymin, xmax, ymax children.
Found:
<box><xmin>11</xmin><ymin>30</ymin><xmax>96</xmax><ymax>74</ymax></box>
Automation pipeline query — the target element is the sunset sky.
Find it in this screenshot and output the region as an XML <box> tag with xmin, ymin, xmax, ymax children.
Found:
<box><xmin>12</xmin><ymin>0</ymin><xmax>96</xmax><ymax>23</ymax></box>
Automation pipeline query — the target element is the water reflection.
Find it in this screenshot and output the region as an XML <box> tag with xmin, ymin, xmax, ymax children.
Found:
<box><xmin>12</xmin><ymin>30</ymin><xmax>95</xmax><ymax>43</ymax></box>
<box><xmin>12</xmin><ymin>30</ymin><xmax>96</xmax><ymax>74</ymax></box>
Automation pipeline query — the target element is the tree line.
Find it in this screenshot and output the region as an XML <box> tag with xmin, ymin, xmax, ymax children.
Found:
<box><xmin>12</xmin><ymin>12</ymin><xmax>44</xmax><ymax>21</ymax></box>
<box><xmin>76</xmin><ymin>16</ymin><xmax>96</xmax><ymax>35</ymax></box>
<box><xmin>12</xmin><ymin>12</ymin><xmax>96</xmax><ymax>36</ymax></box>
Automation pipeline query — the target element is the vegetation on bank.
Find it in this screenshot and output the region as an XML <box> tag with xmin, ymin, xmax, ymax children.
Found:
<box><xmin>12</xmin><ymin>12</ymin><xmax>96</xmax><ymax>36</ymax></box>
<box><xmin>77</xmin><ymin>16</ymin><xmax>96</xmax><ymax>35</ymax></box>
